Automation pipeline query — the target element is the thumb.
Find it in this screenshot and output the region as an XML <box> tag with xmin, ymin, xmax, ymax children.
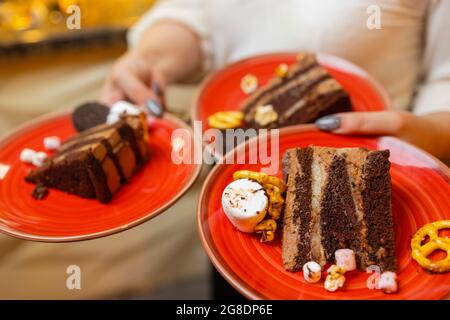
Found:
<box><xmin>315</xmin><ymin>111</ymin><xmax>409</xmax><ymax>136</ymax></box>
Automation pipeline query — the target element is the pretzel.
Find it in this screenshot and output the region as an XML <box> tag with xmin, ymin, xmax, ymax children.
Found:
<box><xmin>207</xmin><ymin>111</ymin><xmax>244</xmax><ymax>129</ymax></box>
<box><xmin>411</xmin><ymin>220</ymin><xmax>450</xmax><ymax>273</ymax></box>
<box><xmin>233</xmin><ymin>170</ymin><xmax>286</xmax><ymax>193</ymax></box>
<box><xmin>255</xmin><ymin>219</ymin><xmax>277</xmax><ymax>242</ymax></box>
<box><xmin>264</xmin><ymin>183</ymin><xmax>284</xmax><ymax>220</ymax></box>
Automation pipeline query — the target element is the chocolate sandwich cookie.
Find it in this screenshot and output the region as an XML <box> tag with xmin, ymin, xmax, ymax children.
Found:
<box><xmin>72</xmin><ymin>102</ymin><xmax>110</xmax><ymax>132</ymax></box>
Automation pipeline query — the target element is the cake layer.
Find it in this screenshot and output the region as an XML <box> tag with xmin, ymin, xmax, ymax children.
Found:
<box><xmin>281</xmin><ymin>147</ymin><xmax>396</xmax><ymax>272</ymax></box>
<box><xmin>65</xmin><ymin>114</ymin><xmax>148</xmax><ymax>167</ymax></box>
<box><xmin>242</xmin><ymin>53</ymin><xmax>351</xmax><ymax>129</ymax></box>
<box><xmin>26</xmin><ymin>141</ymin><xmax>121</xmax><ymax>203</ymax></box>
<box><xmin>26</xmin><ymin>114</ymin><xmax>150</xmax><ymax>203</ymax></box>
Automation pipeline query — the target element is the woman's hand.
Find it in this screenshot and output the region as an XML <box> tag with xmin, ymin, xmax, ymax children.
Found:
<box><xmin>100</xmin><ymin>21</ymin><xmax>203</xmax><ymax>115</ymax></box>
<box><xmin>100</xmin><ymin>50</ymin><xmax>166</xmax><ymax>116</ymax></box>
<box><xmin>315</xmin><ymin>111</ymin><xmax>450</xmax><ymax>161</ymax></box>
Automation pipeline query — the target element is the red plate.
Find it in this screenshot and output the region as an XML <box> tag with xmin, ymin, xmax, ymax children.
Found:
<box><xmin>192</xmin><ymin>52</ymin><xmax>391</xmax><ymax>132</ymax></box>
<box><xmin>197</xmin><ymin>126</ymin><xmax>450</xmax><ymax>300</ymax></box>
<box><xmin>0</xmin><ymin>112</ymin><xmax>201</xmax><ymax>242</ymax></box>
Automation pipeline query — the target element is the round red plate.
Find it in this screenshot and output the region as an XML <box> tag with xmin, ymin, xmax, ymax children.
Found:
<box><xmin>0</xmin><ymin>112</ymin><xmax>201</xmax><ymax>242</ymax></box>
<box><xmin>192</xmin><ymin>52</ymin><xmax>391</xmax><ymax>131</ymax></box>
<box><xmin>197</xmin><ymin>126</ymin><xmax>450</xmax><ymax>300</ymax></box>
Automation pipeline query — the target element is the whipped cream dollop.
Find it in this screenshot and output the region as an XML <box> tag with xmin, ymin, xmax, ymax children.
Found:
<box><xmin>221</xmin><ymin>179</ymin><xmax>268</xmax><ymax>233</ymax></box>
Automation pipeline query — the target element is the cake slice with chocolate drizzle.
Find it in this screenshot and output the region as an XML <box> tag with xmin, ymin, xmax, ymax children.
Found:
<box><xmin>242</xmin><ymin>53</ymin><xmax>351</xmax><ymax>129</ymax></box>
<box><xmin>281</xmin><ymin>146</ymin><xmax>396</xmax><ymax>272</ymax></box>
<box><xmin>25</xmin><ymin>114</ymin><xmax>149</xmax><ymax>203</ymax></box>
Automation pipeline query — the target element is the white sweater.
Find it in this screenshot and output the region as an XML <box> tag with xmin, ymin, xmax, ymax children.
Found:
<box><xmin>129</xmin><ymin>0</ymin><xmax>450</xmax><ymax>115</ymax></box>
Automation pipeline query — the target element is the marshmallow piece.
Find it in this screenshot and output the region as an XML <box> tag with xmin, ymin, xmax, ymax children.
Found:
<box><xmin>110</xmin><ymin>100</ymin><xmax>140</xmax><ymax>116</ymax></box>
<box><xmin>43</xmin><ymin>136</ymin><xmax>61</xmax><ymax>150</ymax></box>
<box><xmin>106</xmin><ymin>112</ymin><xmax>121</xmax><ymax>125</ymax></box>
<box><xmin>303</xmin><ymin>261</ymin><xmax>322</xmax><ymax>283</ymax></box>
<box><xmin>20</xmin><ymin>148</ymin><xmax>36</xmax><ymax>163</ymax></box>
<box><xmin>31</xmin><ymin>152</ymin><xmax>47</xmax><ymax>167</ymax></box>
<box><xmin>335</xmin><ymin>249</ymin><xmax>356</xmax><ymax>271</ymax></box>
<box><xmin>0</xmin><ymin>163</ymin><xmax>10</xmax><ymax>180</ymax></box>
<box><xmin>376</xmin><ymin>271</ymin><xmax>398</xmax><ymax>294</ymax></box>
<box><xmin>222</xmin><ymin>179</ymin><xmax>268</xmax><ymax>233</ymax></box>
<box><xmin>240</xmin><ymin>74</ymin><xmax>258</xmax><ymax>94</ymax></box>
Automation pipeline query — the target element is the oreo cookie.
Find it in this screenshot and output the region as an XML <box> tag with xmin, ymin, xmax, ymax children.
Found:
<box><xmin>72</xmin><ymin>102</ymin><xmax>110</xmax><ymax>132</ymax></box>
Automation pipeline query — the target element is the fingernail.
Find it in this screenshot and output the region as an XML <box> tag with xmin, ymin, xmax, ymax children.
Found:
<box><xmin>152</xmin><ymin>81</ymin><xmax>162</xmax><ymax>98</ymax></box>
<box><xmin>145</xmin><ymin>99</ymin><xmax>163</xmax><ymax>118</ymax></box>
<box><xmin>315</xmin><ymin>115</ymin><xmax>341</xmax><ymax>131</ymax></box>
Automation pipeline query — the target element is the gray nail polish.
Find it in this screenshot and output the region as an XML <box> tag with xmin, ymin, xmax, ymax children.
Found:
<box><xmin>145</xmin><ymin>99</ymin><xmax>163</xmax><ymax>118</ymax></box>
<box><xmin>152</xmin><ymin>81</ymin><xmax>162</xmax><ymax>97</ymax></box>
<box><xmin>315</xmin><ymin>115</ymin><xmax>341</xmax><ymax>131</ymax></box>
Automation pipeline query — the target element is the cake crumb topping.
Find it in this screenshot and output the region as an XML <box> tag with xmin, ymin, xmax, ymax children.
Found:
<box><xmin>254</xmin><ymin>104</ymin><xmax>278</xmax><ymax>127</ymax></box>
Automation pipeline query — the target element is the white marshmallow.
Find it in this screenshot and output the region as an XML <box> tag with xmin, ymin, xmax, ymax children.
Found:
<box><xmin>110</xmin><ymin>100</ymin><xmax>140</xmax><ymax>116</ymax></box>
<box><xmin>303</xmin><ymin>261</ymin><xmax>322</xmax><ymax>283</ymax></box>
<box><xmin>0</xmin><ymin>163</ymin><xmax>10</xmax><ymax>180</ymax></box>
<box><xmin>106</xmin><ymin>112</ymin><xmax>121</xmax><ymax>125</ymax></box>
<box><xmin>376</xmin><ymin>271</ymin><xmax>398</xmax><ymax>294</ymax></box>
<box><xmin>20</xmin><ymin>148</ymin><xmax>36</xmax><ymax>163</ymax></box>
<box><xmin>222</xmin><ymin>179</ymin><xmax>268</xmax><ymax>232</ymax></box>
<box><xmin>335</xmin><ymin>249</ymin><xmax>357</xmax><ymax>272</ymax></box>
<box><xmin>31</xmin><ymin>152</ymin><xmax>47</xmax><ymax>167</ymax></box>
<box><xmin>43</xmin><ymin>136</ymin><xmax>61</xmax><ymax>150</ymax></box>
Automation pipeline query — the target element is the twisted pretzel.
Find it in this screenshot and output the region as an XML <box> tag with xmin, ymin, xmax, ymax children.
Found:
<box><xmin>207</xmin><ymin>111</ymin><xmax>244</xmax><ymax>129</ymax></box>
<box><xmin>255</xmin><ymin>219</ymin><xmax>277</xmax><ymax>242</ymax></box>
<box><xmin>264</xmin><ymin>184</ymin><xmax>284</xmax><ymax>220</ymax></box>
<box><xmin>411</xmin><ymin>220</ymin><xmax>450</xmax><ymax>273</ymax></box>
<box><xmin>233</xmin><ymin>170</ymin><xmax>286</xmax><ymax>193</ymax></box>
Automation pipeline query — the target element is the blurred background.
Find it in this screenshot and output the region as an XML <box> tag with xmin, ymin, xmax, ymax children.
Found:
<box><xmin>0</xmin><ymin>0</ymin><xmax>211</xmax><ymax>299</ymax></box>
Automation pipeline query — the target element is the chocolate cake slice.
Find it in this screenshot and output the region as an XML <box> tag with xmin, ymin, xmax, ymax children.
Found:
<box><xmin>242</xmin><ymin>53</ymin><xmax>351</xmax><ymax>129</ymax></box>
<box><xmin>26</xmin><ymin>114</ymin><xmax>149</xmax><ymax>203</ymax></box>
<box><xmin>281</xmin><ymin>147</ymin><xmax>396</xmax><ymax>272</ymax></box>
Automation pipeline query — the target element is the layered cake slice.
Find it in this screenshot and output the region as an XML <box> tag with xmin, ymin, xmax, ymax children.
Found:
<box><xmin>242</xmin><ymin>53</ymin><xmax>351</xmax><ymax>129</ymax></box>
<box><xmin>26</xmin><ymin>114</ymin><xmax>149</xmax><ymax>203</ymax></box>
<box><xmin>281</xmin><ymin>147</ymin><xmax>396</xmax><ymax>272</ymax></box>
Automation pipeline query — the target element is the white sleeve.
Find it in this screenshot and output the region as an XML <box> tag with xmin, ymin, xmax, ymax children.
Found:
<box><xmin>127</xmin><ymin>0</ymin><xmax>211</xmax><ymax>70</ymax></box>
<box><xmin>413</xmin><ymin>0</ymin><xmax>450</xmax><ymax>115</ymax></box>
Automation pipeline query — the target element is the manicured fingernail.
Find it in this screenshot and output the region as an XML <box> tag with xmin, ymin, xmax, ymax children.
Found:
<box><xmin>152</xmin><ymin>81</ymin><xmax>162</xmax><ymax>97</ymax></box>
<box><xmin>145</xmin><ymin>99</ymin><xmax>163</xmax><ymax>118</ymax></box>
<box><xmin>315</xmin><ymin>115</ymin><xmax>341</xmax><ymax>131</ymax></box>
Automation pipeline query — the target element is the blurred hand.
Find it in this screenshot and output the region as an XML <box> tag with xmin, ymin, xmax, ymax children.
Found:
<box><xmin>100</xmin><ymin>51</ymin><xmax>166</xmax><ymax>116</ymax></box>
<box><xmin>315</xmin><ymin>111</ymin><xmax>450</xmax><ymax>160</ymax></box>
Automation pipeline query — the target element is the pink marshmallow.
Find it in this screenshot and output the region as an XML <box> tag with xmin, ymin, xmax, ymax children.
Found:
<box><xmin>335</xmin><ymin>249</ymin><xmax>356</xmax><ymax>271</ymax></box>
<box><xmin>377</xmin><ymin>271</ymin><xmax>398</xmax><ymax>294</ymax></box>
